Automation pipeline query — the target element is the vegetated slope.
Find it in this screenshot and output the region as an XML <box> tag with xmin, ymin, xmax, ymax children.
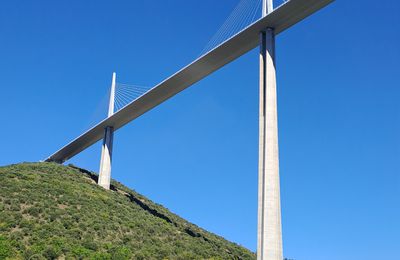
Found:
<box><xmin>0</xmin><ymin>163</ymin><xmax>255</xmax><ymax>259</ymax></box>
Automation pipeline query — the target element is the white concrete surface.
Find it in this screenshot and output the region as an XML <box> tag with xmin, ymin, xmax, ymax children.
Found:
<box><xmin>98</xmin><ymin>126</ymin><xmax>114</xmax><ymax>189</ymax></box>
<box><xmin>257</xmin><ymin>2</ymin><xmax>283</xmax><ymax>255</ymax></box>
<box><xmin>98</xmin><ymin>73</ymin><xmax>116</xmax><ymax>190</ymax></box>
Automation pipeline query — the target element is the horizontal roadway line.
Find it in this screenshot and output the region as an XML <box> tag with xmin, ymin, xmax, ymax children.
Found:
<box><xmin>46</xmin><ymin>0</ymin><xmax>334</xmax><ymax>163</ymax></box>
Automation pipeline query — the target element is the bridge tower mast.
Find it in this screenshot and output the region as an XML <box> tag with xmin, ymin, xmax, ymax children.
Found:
<box><xmin>98</xmin><ymin>72</ymin><xmax>116</xmax><ymax>190</ymax></box>
<box><xmin>257</xmin><ymin>0</ymin><xmax>283</xmax><ymax>259</ymax></box>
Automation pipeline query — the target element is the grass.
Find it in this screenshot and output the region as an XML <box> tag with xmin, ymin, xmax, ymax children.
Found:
<box><xmin>0</xmin><ymin>162</ymin><xmax>255</xmax><ymax>259</ymax></box>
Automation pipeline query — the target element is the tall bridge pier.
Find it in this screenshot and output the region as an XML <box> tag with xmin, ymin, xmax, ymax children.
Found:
<box><xmin>257</xmin><ymin>1</ymin><xmax>283</xmax><ymax>259</ymax></box>
<box><xmin>98</xmin><ymin>72</ymin><xmax>116</xmax><ymax>190</ymax></box>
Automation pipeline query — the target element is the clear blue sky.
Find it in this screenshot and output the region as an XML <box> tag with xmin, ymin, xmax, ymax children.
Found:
<box><xmin>1</xmin><ymin>0</ymin><xmax>399</xmax><ymax>259</ymax></box>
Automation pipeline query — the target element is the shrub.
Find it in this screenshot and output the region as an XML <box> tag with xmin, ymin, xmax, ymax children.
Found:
<box><xmin>0</xmin><ymin>236</ymin><xmax>14</xmax><ymax>259</ymax></box>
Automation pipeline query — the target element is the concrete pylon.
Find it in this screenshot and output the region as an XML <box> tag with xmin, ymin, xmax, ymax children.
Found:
<box><xmin>98</xmin><ymin>72</ymin><xmax>116</xmax><ymax>190</ymax></box>
<box><xmin>257</xmin><ymin>0</ymin><xmax>283</xmax><ymax>259</ymax></box>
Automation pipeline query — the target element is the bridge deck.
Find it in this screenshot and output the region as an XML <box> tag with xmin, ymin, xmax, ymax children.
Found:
<box><xmin>46</xmin><ymin>0</ymin><xmax>333</xmax><ymax>163</ymax></box>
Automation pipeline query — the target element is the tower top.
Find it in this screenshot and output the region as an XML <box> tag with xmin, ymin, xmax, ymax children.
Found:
<box><xmin>108</xmin><ymin>72</ymin><xmax>116</xmax><ymax>117</ymax></box>
<box><xmin>263</xmin><ymin>0</ymin><xmax>274</xmax><ymax>17</ymax></box>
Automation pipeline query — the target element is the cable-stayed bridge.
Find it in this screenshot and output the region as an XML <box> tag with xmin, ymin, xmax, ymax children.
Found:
<box><xmin>45</xmin><ymin>0</ymin><xmax>334</xmax><ymax>259</ymax></box>
<box><xmin>46</xmin><ymin>0</ymin><xmax>331</xmax><ymax>164</ymax></box>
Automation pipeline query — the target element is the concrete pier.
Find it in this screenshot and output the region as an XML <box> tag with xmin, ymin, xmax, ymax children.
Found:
<box><xmin>99</xmin><ymin>126</ymin><xmax>114</xmax><ymax>189</ymax></box>
<box><xmin>98</xmin><ymin>72</ymin><xmax>116</xmax><ymax>190</ymax></box>
<box><xmin>257</xmin><ymin>1</ymin><xmax>283</xmax><ymax>259</ymax></box>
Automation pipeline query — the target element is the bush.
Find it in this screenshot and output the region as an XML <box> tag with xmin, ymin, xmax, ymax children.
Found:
<box><xmin>0</xmin><ymin>236</ymin><xmax>14</xmax><ymax>259</ymax></box>
<box><xmin>43</xmin><ymin>245</ymin><xmax>61</xmax><ymax>259</ymax></box>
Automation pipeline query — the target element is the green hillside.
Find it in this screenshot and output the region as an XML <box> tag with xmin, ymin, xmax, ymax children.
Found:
<box><xmin>0</xmin><ymin>163</ymin><xmax>255</xmax><ymax>259</ymax></box>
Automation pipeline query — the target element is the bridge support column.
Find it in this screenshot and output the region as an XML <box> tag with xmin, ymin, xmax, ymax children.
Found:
<box><xmin>99</xmin><ymin>126</ymin><xmax>114</xmax><ymax>189</ymax></box>
<box><xmin>98</xmin><ymin>72</ymin><xmax>116</xmax><ymax>190</ymax></box>
<box><xmin>257</xmin><ymin>25</ymin><xmax>283</xmax><ymax>260</ymax></box>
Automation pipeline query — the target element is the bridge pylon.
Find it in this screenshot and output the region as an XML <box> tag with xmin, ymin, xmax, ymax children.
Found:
<box><xmin>98</xmin><ymin>72</ymin><xmax>116</xmax><ymax>190</ymax></box>
<box><xmin>257</xmin><ymin>0</ymin><xmax>283</xmax><ymax>259</ymax></box>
